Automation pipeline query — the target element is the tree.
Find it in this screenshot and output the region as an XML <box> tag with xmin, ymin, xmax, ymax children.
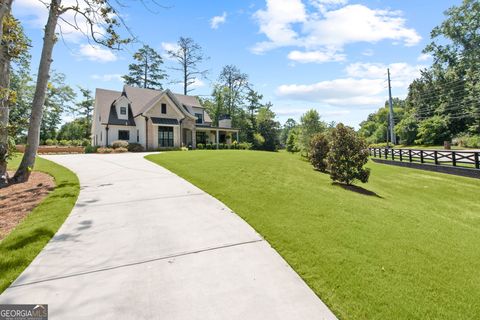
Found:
<box><xmin>245</xmin><ymin>88</ymin><xmax>262</xmax><ymax>128</ymax></box>
<box><xmin>299</xmin><ymin>109</ymin><xmax>326</xmax><ymax>156</ymax></box>
<box><xmin>256</xmin><ymin>105</ymin><xmax>280</xmax><ymax>151</ymax></box>
<box><xmin>74</xmin><ymin>87</ymin><xmax>94</xmax><ymax>139</ymax></box>
<box><xmin>122</xmin><ymin>45</ymin><xmax>166</xmax><ymax>89</ymax></box>
<box><xmin>395</xmin><ymin>113</ymin><xmax>418</xmax><ymax>145</ymax></box>
<box><xmin>309</xmin><ymin>133</ymin><xmax>330</xmax><ymax>172</ymax></box>
<box><xmin>13</xmin><ymin>0</ymin><xmax>131</xmax><ymax>183</ymax></box>
<box><xmin>57</xmin><ymin>118</ymin><xmax>88</xmax><ymax>141</ymax></box>
<box><xmin>167</xmin><ymin>37</ymin><xmax>208</xmax><ymax>95</ymax></box>
<box><xmin>415</xmin><ymin>115</ymin><xmax>450</xmax><ymax>145</ymax></box>
<box><xmin>286</xmin><ymin>129</ymin><xmax>299</xmax><ymax>153</ymax></box>
<box><xmin>0</xmin><ymin>10</ymin><xmax>29</xmax><ymax>186</ymax></box>
<box><xmin>39</xmin><ymin>73</ymin><xmax>76</xmax><ymax>142</ymax></box>
<box><xmin>328</xmin><ymin>123</ymin><xmax>370</xmax><ymax>185</ymax></box>
<box><xmin>218</xmin><ymin>65</ymin><xmax>249</xmax><ymax>119</ymax></box>
<box><xmin>280</xmin><ymin>118</ymin><xmax>297</xmax><ymax>146</ymax></box>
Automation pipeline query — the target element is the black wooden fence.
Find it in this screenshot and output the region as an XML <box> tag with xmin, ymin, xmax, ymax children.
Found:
<box><xmin>369</xmin><ymin>148</ymin><xmax>480</xmax><ymax>169</ymax></box>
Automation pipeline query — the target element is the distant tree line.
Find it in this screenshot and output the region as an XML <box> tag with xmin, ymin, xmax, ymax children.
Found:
<box><xmin>360</xmin><ymin>0</ymin><xmax>480</xmax><ymax>148</ymax></box>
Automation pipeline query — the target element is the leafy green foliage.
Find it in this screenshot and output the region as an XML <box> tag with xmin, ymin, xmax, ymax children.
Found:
<box><xmin>394</xmin><ymin>113</ymin><xmax>418</xmax><ymax>145</ymax></box>
<box><xmin>286</xmin><ymin>128</ymin><xmax>299</xmax><ymax>153</ymax></box>
<box><xmin>122</xmin><ymin>45</ymin><xmax>166</xmax><ymax>90</ymax></box>
<box><xmin>298</xmin><ymin>109</ymin><xmax>326</xmax><ymax>155</ymax></box>
<box><xmin>309</xmin><ymin>132</ymin><xmax>330</xmax><ymax>172</ymax></box>
<box><xmin>415</xmin><ymin>115</ymin><xmax>450</xmax><ymax>145</ymax></box>
<box><xmin>328</xmin><ymin>124</ymin><xmax>370</xmax><ymax>185</ymax></box>
<box><xmin>56</xmin><ymin>118</ymin><xmax>89</xmax><ymax>141</ymax></box>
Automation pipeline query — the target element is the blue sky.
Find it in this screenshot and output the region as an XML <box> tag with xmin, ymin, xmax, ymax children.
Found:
<box><xmin>13</xmin><ymin>0</ymin><xmax>459</xmax><ymax>127</ymax></box>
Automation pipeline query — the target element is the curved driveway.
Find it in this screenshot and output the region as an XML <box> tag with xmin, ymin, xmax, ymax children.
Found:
<box><xmin>0</xmin><ymin>153</ymin><xmax>336</xmax><ymax>320</ymax></box>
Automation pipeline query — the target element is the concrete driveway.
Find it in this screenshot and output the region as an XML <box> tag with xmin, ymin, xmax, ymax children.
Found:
<box><xmin>0</xmin><ymin>153</ymin><xmax>336</xmax><ymax>320</ymax></box>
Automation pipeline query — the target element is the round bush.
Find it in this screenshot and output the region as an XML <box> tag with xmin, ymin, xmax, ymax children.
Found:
<box><xmin>127</xmin><ymin>143</ymin><xmax>145</xmax><ymax>152</ymax></box>
<box><xmin>45</xmin><ymin>139</ymin><xmax>55</xmax><ymax>146</ymax></box>
<box><xmin>112</xmin><ymin>140</ymin><xmax>129</xmax><ymax>149</ymax></box>
<box><xmin>113</xmin><ymin>147</ymin><xmax>128</xmax><ymax>153</ymax></box>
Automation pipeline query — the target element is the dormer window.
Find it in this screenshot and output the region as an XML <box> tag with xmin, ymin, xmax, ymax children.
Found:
<box><xmin>120</xmin><ymin>106</ymin><xmax>127</xmax><ymax>115</ymax></box>
<box><xmin>195</xmin><ymin>113</ymin><xmax>203</xmax><ymax>124</ymax></box>
<box><xmin>161</xmin><ymin>103</ymin><xmax>167</xmax><ymax>114</ymax></box>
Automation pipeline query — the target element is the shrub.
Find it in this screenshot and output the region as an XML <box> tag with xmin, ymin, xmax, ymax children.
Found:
<box><xmin>453</xmin><ymin>135</ymin><xmax>480</xmax><ymax>148</ymax></box>
<box><xmin>231</xmin><ymin>141</ymin><xmax>238</xmax><ymax>149</ymax></box>
<box><xmin>394</xmin><ymin>114</ymin><xmax>418</xmax><ymax>145</ymax></box>
<box><xmin>415</xmin><ymin>116</ymin><xmax>450</xmax><ymax>145</ymax></box>
<box><xmin>252</xmin><ymin>133</ymin><xmax>265</xmax><ymax>149</ymax></box>
<box><xmin>127</xmin><ymin>143</ymin><xmax>145</xmax><ymax>152</ymax></box>
<box><xmin>81</xmin><ymin>139</ymin><xmax>90</xmax><ymax>146</ymax></box>
<box><xmin>197</xmin><ymin>143</ymin><xmax>205</xmax><ymax>150</ymax></box>
<box><xmin>286</xmin><ymin>129</ymin><xmax>299</xmax><ymax>153</ymax></box>
<box><xmin>113</xmin><ymin>147</ymin><xmax>128</xmax><ymax>153</ymax></box>
<box><xmin>181</xmin><ymin>146</ymin><xmax>189</xmax><ymax>151</ymax></box>
<box><xmin>309</xmin><ymin>133</ymin><xmax>330</xmax><ymax>172</ymax></box>
<box><xmin>112</xmin><ymin>140</ymin><xmax>129</xmax><ymax>149</ymax></box>
<box><xmin>238</xmin><ymin>142</ymin><xmax>252</xmax><ymax>150</ymax></box>
<box><xmin>59</xmin><ymin>140</ymin><xmax>70</xmax><ymax>146</ymax></box>
<box><xmin>72</xmin><ymin>139</ymin><xmax>83</xmax><ymax>146</ymax></box>
<box><xmin>97</xmin><ymin>147</ymin><xmax>113</xmax><ymax>153</ymax></box>
<box><xmin>328</xmin><ymin>123</ymin><xmax>370</xmax><ymax>185</ymax></box>
<box><xmin>84</xmin><ymin>145</ymin><xmax>98</xmax><ymax>153</ymax></box>
<box><xmin>45</xmin><ymin>139</ymin><xmax>55</xmax><ymax>146</ymax></box>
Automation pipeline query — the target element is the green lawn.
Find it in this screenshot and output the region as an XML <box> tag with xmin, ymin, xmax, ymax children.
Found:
<box><xmin>146</xmin><ymin>150</ymin><xmax>480</xmax><ymax>320</ymax></box>
<box><xmin>0</xmin><ymin>155</ymin><xmax>79</xmax><ymax>293</ymax></box>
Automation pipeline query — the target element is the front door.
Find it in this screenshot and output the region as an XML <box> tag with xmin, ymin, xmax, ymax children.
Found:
<box><xmin>158</xmin><ymin>126</ymin><xmax>174</xmax><ymax>147</ymax></box>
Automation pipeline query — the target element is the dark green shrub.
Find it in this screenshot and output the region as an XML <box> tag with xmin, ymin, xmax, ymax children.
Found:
<box><xmin>112</xmin><ymin>140</ymin><xmax>129</xmax><ymax>149</ymax></box>
<box><xmin>238</xmin><ymin>142</ymin><xmax>252</xmax><ymax>150</ymax></box>
<box><xmin>127</xmin><ymin>143</ymin><xmax>145</xmax><ymax>152</ymax></box>
<box><xmin>197</xmin><ymin>143</ymin><xmax>205</xmax><ymax>150</ymax></box>
<box><xmin>81</xmin><ymin>139</ymin><xmax>90</xmax><ymax>146</ymax></box>
<box><xmin>328</xmin><ymin>123</ymin><xmax>370</xmax><ymax>185</ymax></box>
<box><xmin>309</xmin><ymin>133</ymin><xmax>330</xmax><ymax>172</ymax></box>
<box><xmin>85</xmin><ymin>145</ymin><xmax>98</xmax><ymax>153</ymax></box>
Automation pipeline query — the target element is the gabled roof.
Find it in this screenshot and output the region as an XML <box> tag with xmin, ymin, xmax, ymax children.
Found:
<box><xmin>95</xmin><ymin>85</ymin><xmax>205</xmax><ymax>124</ymax></box>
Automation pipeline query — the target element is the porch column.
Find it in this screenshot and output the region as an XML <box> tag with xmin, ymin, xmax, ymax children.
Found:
<box><xmin>236</xmin><ymin>131</ymin><xmax>239</xmax><ymax>143</ymax></box>
<box><xmin>216</xmin><ymin>129</ymin><xmax>219</xmax><ymax>149</ymax></box>
<box><xmin>192</xmin><ymin>128</ymin><xmax>197</xmax><ymax>149</ymax></box>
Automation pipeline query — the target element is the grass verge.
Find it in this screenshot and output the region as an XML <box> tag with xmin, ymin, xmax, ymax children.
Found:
<box><xmin>0</xmin><ymin>155</ymin><xmax>79</xmax><ymax>293</ymax></box>
<box><xmin>146</xmin><ymin>150</ymin><xmax>480</xmax><ymax>320</ymax></box>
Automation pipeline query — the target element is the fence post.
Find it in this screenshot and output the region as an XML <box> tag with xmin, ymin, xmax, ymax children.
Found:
<box><xmin>391</xmin><ymin>148</ymin><xmax>395</xmax><ymax>160</ymax></box>
<box><xmin>384</xmin><ymin>148</ymin><xmax>388</xmax><ymax>159</ymax></box>
<box><xmin>452</xmin><ymin>151</ymin><xmax>456</xmax><ymax>166</ymax></box>
<box><xmin>409</xmin><ymin>149</ymin><xmax>412</xmax><ymax>162</ymax></box>
<box><xmin>475</xmin><ymin>152</ymin><xmax>480</xmax><ymax>169</ymax></box>
<box><xmin>434</xmin><ymin>151</ymin><xmax>439</xmax><ymax>165</ymax></box>
<box><xmin>374</xmin><ymin>148</ymin><xmax>377</xmax><ymax>157</ymax></box>
<box><xmin>420</xmin><ymin>150</ymin><xmax>424</xmax><ymax>163</ymax></box>
<box><xmin>399</xmin><ymin>150</ymin><xmax>403</xmax><ymax>162</ymax></box>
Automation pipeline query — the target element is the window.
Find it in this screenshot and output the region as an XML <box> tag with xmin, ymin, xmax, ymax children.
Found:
<box><xmin>161</xmin><ymin>103</ymin><xmax>167</xmax><ymax>114</ymax></box>
<box><xmin>158</xmin><ymin>126</ymin><xmax>173</xmax><ymax>147</ymax></box>
<box><xmin>195</xmin><ymin>113</ymin><xmax>203</xmax><ymax>124</ymax></box>
<box><xmin>196</xmin><ymin>132</ymin><xmax>207</xmax><ymax>144</ymax></box>
<box><xmin>118</xmin><ymin>130</ymin><xmax>130</xmax><ymax>141</ymax></box>
<box><xmin>120</xmin><ymin>106</ymin><xmax>127</xmax><ymax>115</ymax></box>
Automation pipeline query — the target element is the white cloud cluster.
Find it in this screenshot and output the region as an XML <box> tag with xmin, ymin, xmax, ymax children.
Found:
<box><xmin>210</xmin><ymin>12</ymin><xmax>227</xmax><ymax>29</ymax></box>
<box><xmin>79</xmin><ymin>44</ymin><xmax>117</xmax><ymax>62</ymax></box>
<box><xmin>13</xmin><ymin>0</ymin><xmax>117</xmax><ymax>62</ymax></box>
<box><xmin>252</xmin><ymin>0</ymin><xmax>421</xmax><ymax>63</ymax></box>
<box><xmin>276</xmin><ymin>61</ymin><xmax>424</xmax><ymax>106</ymax></box>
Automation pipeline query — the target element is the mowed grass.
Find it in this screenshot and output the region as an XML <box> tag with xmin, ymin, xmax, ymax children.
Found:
<box><xmin>0</xmin><ymin>155</ymin><xmax>79</xmax><ymax>293</ymax></box>
<box><xmin>146</xmin><ymin>150</ymin><xmax>480</xmax><ymax>320</ymax></box>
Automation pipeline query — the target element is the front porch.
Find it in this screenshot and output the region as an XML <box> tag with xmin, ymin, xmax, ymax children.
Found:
<box><xmin>195</xmin><ymin>127</ymin><xmax>240</xmax><ymax>149</ymax></box>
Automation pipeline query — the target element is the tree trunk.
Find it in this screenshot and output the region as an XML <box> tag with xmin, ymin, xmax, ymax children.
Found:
<box><xmin>183</xmin><ymin>50</ymin><xmax>187</xmax><ymax>95</ymax></box>
<box><xmin>0</xmin><ymin>0</ymin><xmax>13</xmax><ymax>187</ymax></box>
<box><xmin>12</xmin><ymin>0</ymin><xmax>61</xmax><ymax>183</ymax></box>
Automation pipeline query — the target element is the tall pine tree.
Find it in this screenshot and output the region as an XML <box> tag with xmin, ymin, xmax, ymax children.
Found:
<box><xmin>123</xmin><ymin>45</ymin><xmax>166</xmax><ymax>90</ymax></box>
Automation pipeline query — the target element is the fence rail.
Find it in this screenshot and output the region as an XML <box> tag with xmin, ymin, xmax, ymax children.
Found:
<box><xmin>369</xmin><ymin>147</ymin><xmax>480</xmax><ymax>169</ymax></box>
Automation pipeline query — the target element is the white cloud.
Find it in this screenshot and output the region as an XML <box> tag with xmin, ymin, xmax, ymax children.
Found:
<box><xmin>417</xmin><ymin>53</ymin><xmax>432</xmax><ymax>61</ymax></box>
<box><xmin>78</xmin><ymin>44</ymin><xmax>117</xmax><ymax>62</ymax></box>
<box><xmin>276</xmin><ymin>61</ymin><xmax>424</xmax><ymax>106</ymax></box>
<box><xmin>190</xmin><ymin>78</ymin><xmax>206</xmax><ymax>89</ymax></box>
<box><xmin>252</xmin><ymin>1</ymin><xmax>421</xmax><ymax>62</ymax></box>
<box><xmin>252</xmin><ymin>0</ymin><xmax>307</xmax><ymax>54</ymax></box>
<box><xmin>210</xmin><ymin>12</ymin><xmax>227</xmax><ymax>29</ymax></box>
<box><xmin>91</xmin><ymin>74</ymin><xmax>123</xmax><ymax>82</ymax></box>
<box><xmin>287</xmin><ymin>49</ymin><xmax>345</xmax><ymax>63</ymax></box>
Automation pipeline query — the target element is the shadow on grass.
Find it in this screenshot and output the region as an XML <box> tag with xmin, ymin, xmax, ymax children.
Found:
<box><xmin>4</xmin><ymin>228</ymin><xmax>55</xmax><ymax>251</ymax></box>
<box><xmin>332</xmin><ymin>182</ymin><xmax>383</xmax><ymax>198</ymax></box>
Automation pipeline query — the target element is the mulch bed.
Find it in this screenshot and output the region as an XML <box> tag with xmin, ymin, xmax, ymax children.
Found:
<box><xmin>0</xmin><ymin>172</ymin><xmax>55</xmax><ymax>240</ymax></box>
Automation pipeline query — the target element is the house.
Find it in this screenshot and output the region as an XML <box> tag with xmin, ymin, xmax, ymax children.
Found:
<box><xmin>91</xmin><ymin>85</ymin><xmax>239</xmax><ymax>150</ymax></box>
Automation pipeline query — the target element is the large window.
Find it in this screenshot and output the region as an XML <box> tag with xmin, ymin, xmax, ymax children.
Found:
<box><xmin>161</xmin><ymin>103</ymin><xmax>167</xmax><ymax>114</ymax></box>
<box><xmin>195</xmin><ymin>113</ymin><xmax>203</xmax><ymax>124</ymax></box>
<box><xmin>118</xmin><ymin>130</ymin><xmax>130</xmax><ymax>141</ymax></box>
<box><xmin>158</xmin><ymin>126</ymin><xmax>174</xmax><ymax>147</ymax></box>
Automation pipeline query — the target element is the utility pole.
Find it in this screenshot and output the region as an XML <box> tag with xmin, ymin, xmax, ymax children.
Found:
<box><xmin>387</xmin><ymin>68</ymin><xmax>396</xmax><ymax>145</ymax></box>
